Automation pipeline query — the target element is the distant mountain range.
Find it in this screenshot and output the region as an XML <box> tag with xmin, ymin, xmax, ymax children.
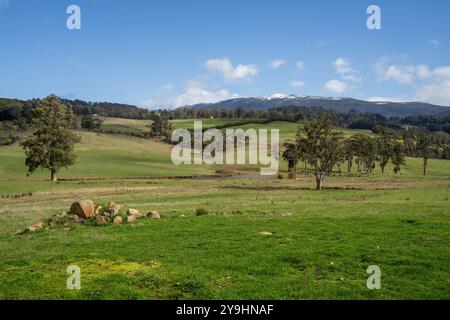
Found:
<box><xmin>187</xmin><ymin>94</ymin><xmax>450</xmax><ymax>118</ymax></box>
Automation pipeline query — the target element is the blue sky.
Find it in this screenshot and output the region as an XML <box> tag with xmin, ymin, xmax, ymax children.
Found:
<box><xmin>1</xmin><ymin>0</ymin><xmax>450</xmax><ymax>108</ymax></box>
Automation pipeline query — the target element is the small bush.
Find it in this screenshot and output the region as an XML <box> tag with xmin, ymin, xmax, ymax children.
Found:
<box><xmin>196</xmin><ymin>208</ymin><xmax>208</xmax><ymax>216</ymax></box>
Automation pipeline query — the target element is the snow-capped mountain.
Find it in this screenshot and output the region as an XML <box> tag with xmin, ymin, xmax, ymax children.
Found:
<box><xmin>185</xmin><ymin>94</ymin><xmax>450</xmax><ymax>118</ymax></box>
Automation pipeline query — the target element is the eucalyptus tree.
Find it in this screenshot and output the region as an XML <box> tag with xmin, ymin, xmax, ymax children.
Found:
<box><xmin>22</xmin><ymin>95</ymin><xmax>81</xmax><ymax>182</ymax></box>
<box><xmin>296</xmin><ymin>117</ymin><xmax>344</xmax><ymax>190</ymax></box>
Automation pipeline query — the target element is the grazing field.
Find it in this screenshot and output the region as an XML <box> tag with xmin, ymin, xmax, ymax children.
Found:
<box><xmin>0</xmin><ymin>120</ymin><xmax>449</xmax><ymax>300</ymax></box>
<box><xmin>100</xmin><ymin>117</ymin><xmax>261</xmax><ymax>135</ymax></box>
<box><xmin>0</xmin><ymin>131</ymin><xmax>212</xmax><ymax>193</ymax></box>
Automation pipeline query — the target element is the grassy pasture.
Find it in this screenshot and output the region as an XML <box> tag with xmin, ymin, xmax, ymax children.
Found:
<box><xmin>0</xmin><ymin>119</ymin><xmax>449</xmax><ymax>300</ymax></box>
<box><xmin>99</xmin><ymin>117</ymin><xmax>259</xmax><ymax>135</ymax></box>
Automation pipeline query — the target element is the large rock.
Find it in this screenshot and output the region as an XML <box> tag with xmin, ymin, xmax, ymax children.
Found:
<box><xmin>107</xmin><ymin>204</ymin><xmax>122</xmax><ymax>216</ymax></box>
<box><xmin>96</xmin><ymin>216</ymin><xmax>109</xmax><ymax>226</ymax></box>
<box><xmin>27</xmin><ymin>221</ymin><xmax>44</xmax><ymax>233</ymax></box>
<box><xmin>15</xmin><ymin>221</ymin><xmax>44</xmax><ymax>235</ymax></box>
<box><xmin>127</xmin><ymin>215</ymin><xmax>137</xmax><ymax>223</ymax></box>
<box><xmin>70</xmin><ymin>200</ymin><xmax>95</xmax><ymax>219</ymax></box>
<box><xmin>113</xmin><ymin>216</ymin><xmax>123</xmax><ymax>225</ymax></box>
<box><xmin>147</xmin><ymin>211</ymin><xmax>160</xmax><ymax>219</ymax></box>
<box><xmin>94</xmin><ymin>205</ymin><xmax>103</xmax><ymax>216</ymax></box>
<box><xmin>127</xmin><ymin>208</ymin><xmax>143</xmax><ymax>217</ymax></box>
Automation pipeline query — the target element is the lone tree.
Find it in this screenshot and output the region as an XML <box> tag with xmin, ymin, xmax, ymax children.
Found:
<box><xmin>416</xmin><ymin>133</ymin><xmax>433</xmax><ymax>176</ymax></box>
<box><xmin>375</xmin><ymin>126</ymin><xmax>395</xmax><ymax>174</ymax></box>
<box><xmin>352</xmin><ymin>134</ymin><xmax>377</xmax><ymax>173</ymax></box>
<box><xmin>343</xmin><ymin>137</ymin><xmax>356</xmax><ymax>174</ymax></box>
<box><xmin>81</xmin><ymin>114</ymin><xmax>103</xmax><ymax>130</ymax></box>
<box><xmin>22</xmin><ymin>95</ymin><xmax>81</xmax><ymax>182</ymax></box>
<box><xmin>296</xmin><ymin>117</ymin><xmax>344</xmax><ymax>190</ymax></box>
<box><xmin>391</xmin><ymin>141</ymin><xmax>406</xmax><ymax>174</ymax></box>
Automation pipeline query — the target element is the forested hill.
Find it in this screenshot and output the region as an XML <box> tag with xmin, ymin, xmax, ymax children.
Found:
<box><xmin>0</xmin><ymin>97</ymin><xmax>151</xmax><ymax>121</ymax></box>
<box><xmin>188</xmin><ymin>95</ymin><xmax>450</xmax><ymax>118</ymax></box>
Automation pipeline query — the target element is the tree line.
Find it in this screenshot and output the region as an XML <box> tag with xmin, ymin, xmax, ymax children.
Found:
<box><xmin>0</xmin><ymin>97</ymin><xmax>151</xmax><ymax>125</ymax></box>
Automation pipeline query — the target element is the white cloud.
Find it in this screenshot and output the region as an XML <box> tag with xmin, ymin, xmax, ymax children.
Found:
<box><xmin>333</xmin><ymin>57</ymin><xmax>361</xmax><ymax>84</ymax></box>
<box><xmin>333</xmin><ymin>58</ymin><xmax>355</xmax><ymax>74</ymax></box>
<box><xmin>433</xmin><ymin>66</ymin><xmax>450</xmax><ymax>78</ymax></box>
<box><xmin>374</xmin><ymin>57</ymin><xmax>450</xmax><ymax>106</ymax></box>
<box><xmin>290</xmin><ymin>81</ymin><xmax>305</xmax><ymax>88</ymax></box>
<box><xmin>383</xmin><ymin>65</ymin><xmax>416</xmax><ymax>84</ymax></box>
<box><xmin>323</xmin><ymin>79</ymin><xmax>347</xmax><ymax>94</ymax></box>
<box><xmin>416</xmin><ymin>80</ymin><xmax>450</xmax><ymax>106</ymax></box>
<box><xmin>269</xmin><ymin>59</ymin><xmax>286</xmax><ymax>69</ymax></box>
<box><xmin>374</xmin><ymin>59</ymin><xmax>441</xmax><ymax>84</ymax></box>
<box><xmin>205</xmin><ymin>58</ymin><xmax>258</xmax><ymax>82</ymax></box>
<box><xmin>140</xmin><ymin>80</ymin><xmax>238</xmax><ymax>109</ymax></box>
<box><xmin>295</xmin><ymin>60</ymin><xmax>305</xmax><ymax>71</ymax></box>
<box><xmin>416</xmin><ymin>64</ymin><xmax>432</xmax><ymax>79</ymax></box>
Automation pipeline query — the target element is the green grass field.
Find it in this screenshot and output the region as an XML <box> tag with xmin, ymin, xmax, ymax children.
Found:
<box><xmin>0</xmin><ymin>120</ymin><xmax>449</xmax><ymax>300</ymax></box>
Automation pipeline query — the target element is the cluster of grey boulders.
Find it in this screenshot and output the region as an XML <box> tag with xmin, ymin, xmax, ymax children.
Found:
<box><xmin>15</xmin><ymin>199</ymin><xmax>160</xmax><ymax>235</ymax></box>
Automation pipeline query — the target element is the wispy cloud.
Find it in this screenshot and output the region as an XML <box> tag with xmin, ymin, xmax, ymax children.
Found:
<box><xmin>333</xmin><ymin>57</ymin><xmax>361</xmax><ymax>83</ymax></box>
<box><xmin>269</xmin><ymin>59</ymin><xmax>286</xmax><ymax>69</ymax></box>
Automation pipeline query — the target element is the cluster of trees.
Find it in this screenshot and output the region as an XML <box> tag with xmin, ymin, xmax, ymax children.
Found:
<box><xmin>398</xmin><ymin>114</ymin><xmax>450</xmax><ymax>134</ymax></box>
<box><xmin>282</xmin><ymin>119</ymin><xmax>409</xmax><ymax>190</ymax></box>
<box><xmin>149</xmin><ymin>114</ymin><xmax>172</xmax><ymax>142</ymax></box>
<box><xmin>401</xmin><ymin>127</ymin><xmax>450</xmax><ymax>160</ymax></box>
<box><xmin>62</xmin><ymin>99</ymin><xmax>151</xmax><ymax>119</ymax></box>
<box><xmin>282</xmin><ymin>117</ymin><xmax>449</xmax><ymax>189</ymax></box>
